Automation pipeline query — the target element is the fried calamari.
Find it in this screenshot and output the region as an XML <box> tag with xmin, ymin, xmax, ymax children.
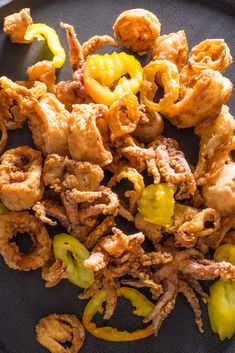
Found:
<box><xmin>0</xmin><ymin>212</ymin><xmax>51</xmax><ymax>270</ymax></box>
<box><xmin>68</xmin><ymin>104</ymin><xmax>112</xmax><ymax>166</ymax></box>
<box><xmin>0</xmin><ymin>146</ymin><xmax>44</xmax><ymax>211</ymax></box>
<box><xmin>202</xmin><ymin>163</ymin><xmax>235</xmax><ymax>216</ymax></box>
<box><xmin>164</xmin><ymin>69</ymin><xmax>233</xmax><ymax>128</ymax></box>
<box><xmin>194</xmin><ymin>105</ymin><xmax>235</xmax><ymax>185</ymax></box>
<box><xmin>152</xmin><ymin>30</ymin><xmax>188</xmax><ymax>71</ymax></box>
<box><xmin>188</xmin><ymin>39</ymin><xmax>232</xmax><ymax>74</ymax></box>
<box><xmin>113</xmin><ymin>8</ymin><xmax>161</xmax><ymax>55</ymax></box>
<box><xmin>27</xmin><ymin>60</ymin><xmax>56</xmax><ymax>93</ymax></box>
<box><xmin>140</xmin><ymin>59</ymin><xmax>179</xmax><ymax>113</ymax></box>
<box><xmin>28</xmin><ymin>93</ymin><xmax>70</xmax><ymax>156</ymax></box>
<box><xmin>36</xmin><ymin>314</ymin><xmax>85</xmax><ymax>353</ymax></box>
<box><xmin>43</xmin><ymin>154</ymin><xmax>104</xmax><ymax>192</ymax></box>
<box><xmin>3</xmin><ymin>8</ymin><xmax>32</xmax><ymax>43</ymax></box>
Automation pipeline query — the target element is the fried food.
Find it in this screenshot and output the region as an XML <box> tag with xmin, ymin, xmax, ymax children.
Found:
<box><xmin>164</xmin><ymin>69</ymin><xmax>233</xmax><ymax>128</ymax></box>
<box><xmin>105</xmin><ymin>93</ymin><xmax>140</xmax><ymax>139</ymax></box>
<box><xmin>0</xmin><ymin>212</ymin><xmax>51</xmax><ymax>270</ymax></box>
<box><xmin>108</xmin><ymin>167</ymin><xmax>145</xmax><ymax>213</ymax></box>
<box><xmin>82</xmin><ymin>35</ymin><xmax>118</xmax><ymax>59</ymax></box>
<box><xmin>188</xmin><ymin>39</ymin><xmax>232</xmax><ymax>74</ymax></box>
<box><xmin>132</xmin><ymin>105</ymin><xmax>164</xmax><ymax>144</ymax></box>
<box><xmin>152</xmin><ymin>30</ymin><xmax>188</xmax><ymax>71</ymax></box>
<box><xmin>36</xmin><ymin>314</ymin><xmax>85</xmax><ymax>353</ymax></box>
<box><xmin>0</xmin><ymin>113</ymin><xmax>8</xmax><ymax>154</ymax></box>
<box><xmin>194</xmin><ymin>105</ymin><xmax>235</xmax><ymax>185</ymax></box>
<box><xmin>134</xmin><ymin>212</ymin><xmax>163</xmax><ymax>246</ymax></box>
<box><xmin>0</xmin><ymin>76</ymin><xmax>46</xmax><ymax>129</ymax></box>
<box><xmin>28</xmin><ymin>93</ymin><xmax>70</xmax><ymax>156</ymax></box>
<box><xmin>3</xmin><ymin>8</ymin><xmax>32</xmax><ymax>43</ymax></box>
<box><xmin>68</xmin><ymin>104</ymin><xmax>112</xmax><ymax>166</ymax></box>
<box><xmin>202</xmin><ymin>163</ymin><xmax>235</xmax><ymax>216</ymax></box>
<box><xmin>43</xmin><ymin>154</ymin><xmax>104</xmax><ymax>192</ymax></box>
<box><xmin>149</xmin><ymin>137</ymin><xmax>196</xmax><ymax>200</ymax></box>
<box><xmin>168</xmin><ymin>204</ymin><xmax>220</xmax><ymax>248</ymax></box>
<box><xmin>0</xmin><ymin>146</ymin><xmax>44</xmax><ymax>211</ymax></box>
<box><xmin>113</xmin><ymin>9</ymin><xmax>161</xmax><ymax>55</ymax></box>
<box><xmin>27</xmin><ymin>60</ymin><xmax>56</xmax><ymax>93</ymax></box>
<box><xmin>140</xmin><ymin>59</ymin><xmax>179</xmax><ymax>113</ymax></box>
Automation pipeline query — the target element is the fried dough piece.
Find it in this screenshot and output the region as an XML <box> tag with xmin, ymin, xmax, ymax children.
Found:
<box><xmin>202</xmin><ymin>163</ymin><xmax>235</xmax><ymax>216</ymax></box>
<box><xmin>0</xmin><ymin>212</ymin><xmax>51</xmax><ymax>270</ymax></box>
<box><xmin>3</xmin><ymin>8</ymin><xmax>32</xmax><ymax>43</ymax></box>
<box><xmin>43</xmin><ymin>154</ymin><xmax>104</xmax><ymax>192</ymax></box>
<box><xmin>194</xmin><ymin>105</ymin><xmax>235</xmax><ymax>185</ymax></box>
<box><xmin>188</xmin><ymin>39</ymin><xmax>232</xmax><ymax>74</ymax></box>
<box><xmin>164</xmin><ymin>69</ymin><xmax>233</xmax><ymax>128</ymax></box>
<box><xmin>0</xmin><ymin>146</ymin><xmax>44</xmax><ymax>211</ymax></box>
<box><xmin>36</xmin><ymin>314</ymin><xmax>85</xmax><ymax>353</ymax></box>
<box><xmin>132</xmin><ymin>104</ymin><xmax>164</xmax><ymax>144</ymax></box>
<box><xmin>113</xmin><ymin>8</ymin><xmax>161</xmax><ymax>55</ymax></box>
<box><xmin>28</xmin><ymin>93</ymin><xmax>70</xmax><ymax>156</ymax></box>
<box><xmin>27</xmin><ymin>61</ymin><xmax>56</xmax><ymax>93</ymax></box>
<box><xmin>68</xmin><ymin>104</ymin><xmax>112</xmax><ymax>166</ymax></box>
<box><xmin>152</xmin><ymin>30</ymin><xmax>188</xmax><ymax>71</ymax></box>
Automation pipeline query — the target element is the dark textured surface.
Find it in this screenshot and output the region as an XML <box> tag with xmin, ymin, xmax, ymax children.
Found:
<box><xmin>0</xmin><ymin>1</ymin><xmax>235</xmax><ymax>353</ymax></box>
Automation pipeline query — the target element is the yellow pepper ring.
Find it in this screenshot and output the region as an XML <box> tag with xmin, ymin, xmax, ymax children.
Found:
<box><xmin>24</xmin><ymin>23</ymin><xmax>66</xmax><ymax>68</ymax></box>
<box><xmin>82</xmin><ymin>287</ymin><xmax>154</xmax><ymax>341</ymax></box>
<box><xmin>214</xmin><ymin>244</ymin><xmax>235</xmax><ymax>266</ymax></box>
<box><xmin>83</xmin><ymin>52</ymin><xmax>143</xmax><ymax>106</ymax></box>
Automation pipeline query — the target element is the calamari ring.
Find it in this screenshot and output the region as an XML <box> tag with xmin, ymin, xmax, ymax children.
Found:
<box><xmin>188</xmin><ymin>39</ymin><xmax>233</xmax><ymax>74</ymax></box>
<box><xmin>0</xmin><ymin>212</ymin><xmax>51</xmax><ymax>270</ymax></box>
<box><xmin>36</xmin><ymin>314</ymin><xmax>85</xmax><ymax>353</ymax></box>
<box><xmin>164</xmin><ymin>69</ymin><xmax>233</xmax><ymax>128</ymax></box>
<box><xmin>0</xmin><ymin>146</ymin><xmax>44</xmax><ymax>211</ymax></box>
<box><xmin>152</xmin><ymin>30</ymin><xmax>188</xmax><ymax>71</ymax></box>
<box><xmin>105</xmin><ymin>92</ymin><xmax>140</xmax><ymax>138</ymax></box>
<box><xmin>140</xmin><ymin>59</ymin><xmax>179</xmax><ymax>113</ymax></box>
<box><xmin>108</xmin><ymin>167</ymin><xmax>145</xmax><ymax>213</ymax></box>
<box><xmin>194</xmin><ymin>105</ymin><xmax>235</xmax><ymax>185</ymax></box>
<box><xmin>113</xmin><ymin>8</ymin><xmax>161</xmax><ymax>55</ymax></box>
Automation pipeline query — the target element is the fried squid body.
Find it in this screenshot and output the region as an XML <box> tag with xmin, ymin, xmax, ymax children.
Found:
<box><xmin>0</xmin><ymin>212</ymin><xmax>51</xmax><ymax>270</ymax></box>
<box><xmin>113</xmin><ymin>8</ymin><xmax>161</xmax><ymax>55</ymax></box>
<box><xmin>0</xmin><ymin>146</ymin><xmax>44</xmax><ymax>211</ymax></box>
<box><xmin>164</xmin><ymin>69</ymin><xmax>233</xmax><ymax>128</ymax></box>
<box><xmin>36</xmin><ymin>314</ymin><xmax>85</xmax><ymax>353</ymax></box>
<box><xmin>202</xmin><ymin>163</ymin><xmax>235</xmax><ymax>216</ymax></box>
<box><xmin>3</xmin><ymin>8</ymin><xmax>32</xmax><ymax>43</ymax></box>
<box><xmin>194</xmin><ymin>105</ymin><xmax>235</xmax><ymax>185</ymax></box>
<box><xmin>68</xmin><ymin>104</ymin><xmax>112</xmax><ymax>166</ymax></box>
<box><xmin>188</xmin><ymin>39</ymin><xmax>232</xmax><ymax>74</ymax></box>
<box><xmin>152</xmin><ymin>30</ymin><xmax>188</xmax><ymax>71</ymax></box>
<box><xmin>140</xmin><ymin>59</ymin><xmax>180</xmax><ymax>113</ymax></box>
<box><xmin>28</xmin><ymin>93</ymin><xmax>70</xmax><ymax>156</ymax></box>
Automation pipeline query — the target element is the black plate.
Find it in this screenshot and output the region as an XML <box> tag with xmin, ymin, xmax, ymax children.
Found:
<box><xmin>0</xmin><ymin>1</ymin><xmax>235</xmax><ymax>353</ymax></box>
